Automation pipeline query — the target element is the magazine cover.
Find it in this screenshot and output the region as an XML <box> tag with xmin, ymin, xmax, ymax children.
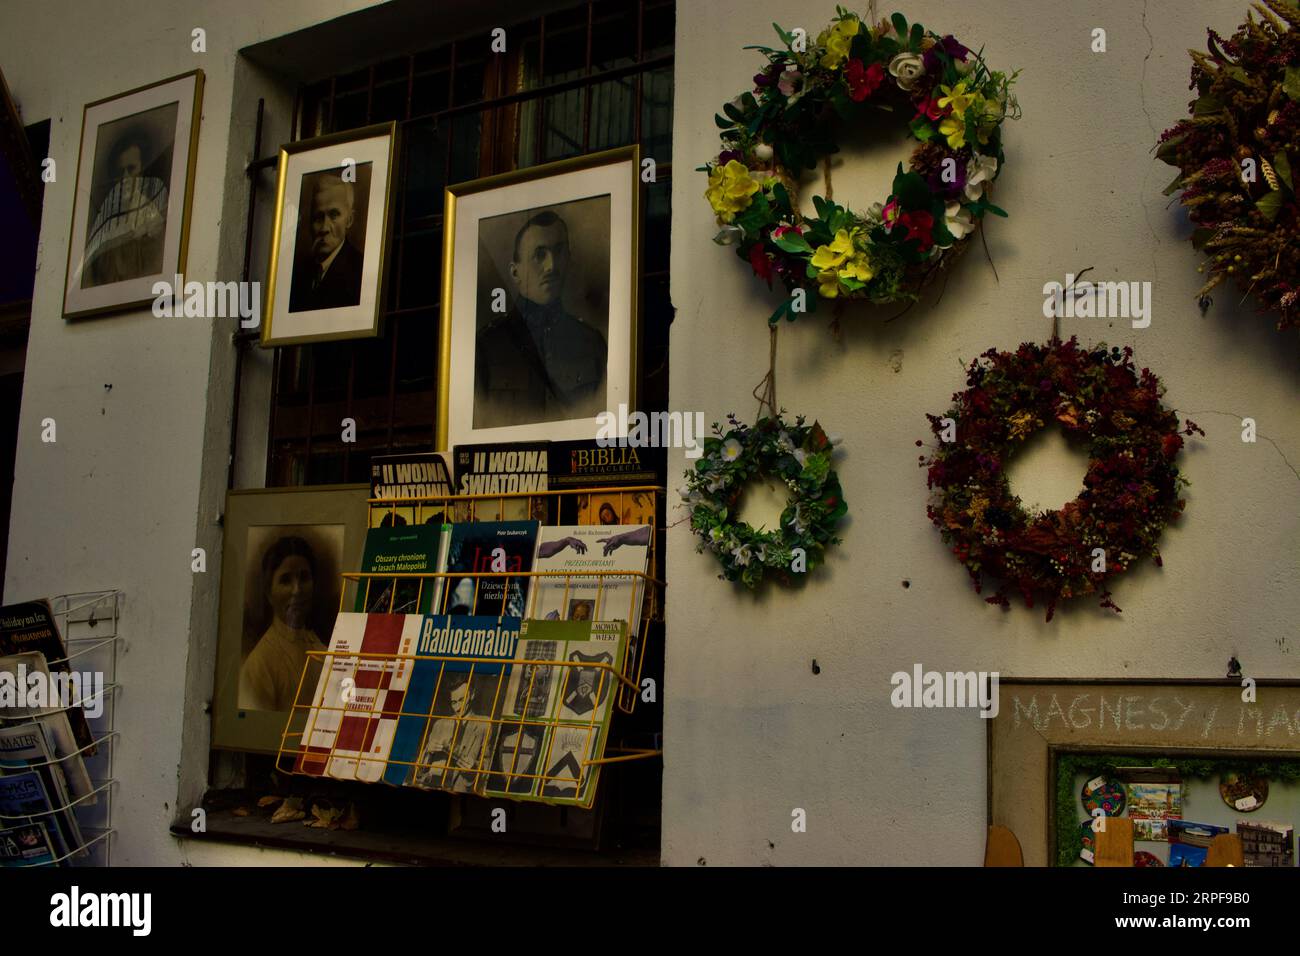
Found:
<box><xmin>403</xmin><ymin>615</ymin><xmax>520</xmax><ymax>793</ymax></box>
<box><xmin>547</xmin><ymin>439</ymin><xmax>663</xmax><ymax>490</ymax></box>
<box><xmin>576</xmin><ymin>488</ymin><xmax>657</xmax><ymax>527</ymax></box>
<box><xmin>326</xmin><ymin>614</ymin><xmax>423</xmax><ymax>783</ymax></box>
<box><xmin>369</xmin><ymin>451</ymin><xmax>457</xmax><ymax>527</ymax></box>
<box><xmin>295</xmin><ymin>612</ymin><xmax>417</xmax><ymax>780</ymax></box>
<box><xmin>0</xmin><ymin>721</ymin><xmax>85</xmax><ymax>861</ymax></box>
<box><xmin>485</xmin><ymin>619</ymin><xmax>626</xmax><ymax>804</ymax></box>
<box><xmin>440</xmin><ymin>520</ymin><xmax>539</xmax><ymax>617</ymax></box>
<box><xmin>548</xmin><ymin>440</ymin><xmax>663</xmax><ymax>523</ymax></box>
<box><xmin>453</xmin><ymin>442</ymin><xmax>551</xmax><ymax>521</ymax></box>
<box><xmin>354</xmin><ymin>523</ymin><xmax>448</xmax><ymax>615</ymax></box>
<box><xmin>0</xmin><ymin>821</ymin><xmax>57</xmax><ymax>867</ymax></box>
<box><xmin>529</xmin><ymin>524</ymin><xmax>650</xmax><ymax>629</ymax></box>
<box><xmin>0</xmin><ymin>600</ymin><xmax>94</xmax><ymax>755</ymax></box>
<box><xmin>0</xmin><ymin>653</ymin><xmax>96</xmax><ymax>806</ymax></box>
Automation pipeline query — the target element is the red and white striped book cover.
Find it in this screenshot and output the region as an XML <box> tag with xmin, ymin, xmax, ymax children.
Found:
<box><xmin>295</xmin><ymin>613</ymin><xmax>419</xmax><ymax>780</ymax></box>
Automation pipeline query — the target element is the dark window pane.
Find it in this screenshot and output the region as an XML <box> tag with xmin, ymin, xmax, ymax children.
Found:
<box><xmin>641</xmin><ymin>65</ymin><xmax>672</xmax><ymax>163</ymax></box>
<box><xmin>542</xmin><ymin>8</ymin><xmax>588</xmax><ymax>80</ymax></box>
<box><xmin>589</xmin><ymin>77</ymin><xmax>635</xmax><ymax>151</ymax></box>
<box><xmin>310</xmin><ymin>341</ymin><xmax>352</xmax><ymax>406</ymax></box>
<box><xmin>642</xmin><ymin>1</ymin><xmax>675</xmax><ymax>57</ymax></box>
<box><xmin>351</xmin><ymin>333</ymin><xmax>393</xmax><ymax>401</ymax></box>
<box><xmin>541</xmin><ymin>90</ymin><xmax>584</xmax><ymax>161</ymax></box>
<box><xmin>452</xmin><ymin>49</ymin><xmax>487</xmax><ymax>106</ymax></box>
<box><xmin>592</xmin><ymin>0</ymin><xmax>638</xmax><ymax>71</ymax></box>
<box><xmin>414</xmin><ymin>46</ymin><xmax>450</xmax><ymax>73</ymax></box>
<box><xmin>402</xmin><ymin>121</ymin><xmax>448</xmax><ymax>222</ymax></box>
<box><xmin>371</xmin><ymin>81</ymin><xmax>406</xmax><ymax>123</ymax></box>
<box><xmin>412</xmin><ymin>69</ymin><xmax>450</xmax><ymax>117</ymax></box>
<box><xmin>398</xmin><ymin>230</ymin><xmax>442</xmax><ymax>309</ymax></box>
<box><xmin>307</xmin><ymin>451</ymin><xmax>345</xmax><ymax>485</ymax></box>
<box><xmin>375</xmin><ymin>58</ymin><xmax>408</xmax><ymax>85</ymax></box>
<box><xmin>336</xmin><ymin>68</ymin><xmax>370</xmax><ymax>95</ymax></box>
<box><xmin>331</xmin><ymin>91</ymin><xmax>367</xmax><ymax>132</ymax></box>
<box><xmin>644</xmin><ymin>182</ymin><xmax>670</xmax><ymax>274</ymax></box>
<box><xmin>448</xmin><ymin>115</ymin><xmax>482</xmax><ymax>184</ymax></box>
<box><xmin>394</xmin><ymin>311</ymin><xmax>438</xmax><ymax>395</ymax></box>
<box><xmin>300</xmin><ymin>82</ymin><xmax>331</xmax><ymax>139</ymax></box>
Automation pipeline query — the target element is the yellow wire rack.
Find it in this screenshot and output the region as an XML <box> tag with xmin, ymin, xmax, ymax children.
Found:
<box><xmin>271</xmin><ymin>483</ymin><xmax>665</xmax><ymax>808</ymax></box>
<box><xmin>274</xmin><ymin>644</ymin><xmax>654</xmax><ymax>810</ymax></box>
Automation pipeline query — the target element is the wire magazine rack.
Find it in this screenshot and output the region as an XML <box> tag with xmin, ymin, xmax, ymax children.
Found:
<box><xmin>1</xmin><ymin>590</ymin><xmax>122</xmax><ymax>867</ymax></box>
<box><xmin>273</xmin><ymin>486</ymin><xmax>664</xmax><ymax>807</ymax></box>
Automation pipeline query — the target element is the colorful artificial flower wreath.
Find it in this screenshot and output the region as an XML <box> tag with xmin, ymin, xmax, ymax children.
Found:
<box><xmin>702</xmin><ymin>7</ymin><xmax>1020</xmax><ymax>321</ymax></box>
<box><xmin>921</xmin><ymin>338</ymin><xmax>1204</xmax><ymax>621</ymax></box>
<box><xmin>1158</xmin><ymin>0</ymin><xmax>1300</xmax><ymax>330</ymax></box>
<box><xmin>682</xmin><ymin>413</ymin><xmax>847</xmax><ymax>587</ymax></box>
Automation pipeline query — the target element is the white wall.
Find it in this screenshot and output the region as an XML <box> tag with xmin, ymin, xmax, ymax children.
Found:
<box><xmin>664</xmin><ymin>0</ymin><xmax>1300</xmax><ymax>866</ymax></box>
<box><xmin>2</xmin><ymin>0</ymin><xmax>381</xmax><ymax>866</ymax></box>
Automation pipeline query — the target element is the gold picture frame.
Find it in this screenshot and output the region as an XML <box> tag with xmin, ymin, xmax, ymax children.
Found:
<box><xmin>437</xmin><ymin>145</ymin><xmax>641</xmax><ymax>449</ymax></box>
<box><xmin>211</xmin><ymin>484</ymin><xmax>369</xmax><ymax>754</ymax></box>
<box><xmin>261</xmin><ymin>122</ymin><xmax>399</xmax><ymax>347</ymax></box>
<box><xmin>62</xmin><ymin>70</ymin><xmax>204</xmax><ymax>319</ymax></box>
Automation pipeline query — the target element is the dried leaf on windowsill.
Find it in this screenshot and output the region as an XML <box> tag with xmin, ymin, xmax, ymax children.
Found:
<box><xmin>270</xmin><ymin>796</ymin><xmax>306</xmax><ymax>824</ymax></box>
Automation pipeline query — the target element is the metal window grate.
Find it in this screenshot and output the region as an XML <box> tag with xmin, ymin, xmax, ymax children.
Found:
<box><xmin>261</xmin><ymin>0</ymin><xmax>675</xmax><ymax>488</ymax></box>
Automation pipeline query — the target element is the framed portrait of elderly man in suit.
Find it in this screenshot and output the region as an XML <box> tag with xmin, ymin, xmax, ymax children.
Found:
<box><xmin>261</xmin><ymin>122</ymin><xmax>398</xmax><ymax>346</ymax></box>
<box><xmin>438</xmin><ymin>146</ymin><xmax>640</xmax><ymax>448</ymax></box>
<box><xmin>62</xmin><ymin>71</ymin><xmax>203</xmax><ymax>319</ymax></box>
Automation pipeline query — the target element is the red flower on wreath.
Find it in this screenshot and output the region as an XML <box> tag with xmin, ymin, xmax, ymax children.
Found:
<box><xmin>845</xmin><ymin>59</ymin><xmax>885</xmax><ymax>101</ymax></box>
<box><xmin>899</xmin><ymin>210</ymin><xmax>935</xmax><ymax>252</ymax></box>
<box><xmin>749</xmin><ymin>243</ymin><xmax>774</xmax><ymax>287</ymax></box>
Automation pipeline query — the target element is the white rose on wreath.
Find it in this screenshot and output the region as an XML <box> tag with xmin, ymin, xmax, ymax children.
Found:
<box><xmin>888</xmin><ymin>52</ymin><xmax>926</xmax><ymax>90</ymax></box>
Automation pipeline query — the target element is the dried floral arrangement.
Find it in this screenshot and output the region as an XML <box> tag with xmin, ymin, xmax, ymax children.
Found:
<box><xmin>1158</xmin><ymin>0</ymin><xmax>1300</xmax><ymax>329</ymax></box>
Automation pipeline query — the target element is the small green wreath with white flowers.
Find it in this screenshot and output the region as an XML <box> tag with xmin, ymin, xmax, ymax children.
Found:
<box><xmin>682</xmin><ymin>412</ymin><xmax>847</xmax><ymax>588</ymax></box>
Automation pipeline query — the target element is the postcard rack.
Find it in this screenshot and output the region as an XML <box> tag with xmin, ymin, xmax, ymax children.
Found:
<box><xmin>273</xmin><ymin>643</ymin><xmax>650</xmax><ymax>809</ymax></box>
<box><xmin>2</xmin><ymin>590</ymin><xmax>121</xmax><ymax>867</ymax></box>
<box><xmin>271</xmin><ymin>484</ymin><xmax>664</xmax><ymax>807</ymax></box>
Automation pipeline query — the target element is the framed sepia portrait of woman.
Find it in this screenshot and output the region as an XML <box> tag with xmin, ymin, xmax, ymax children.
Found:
<box><xmin>211</xmin><ymin>485</ymin><xmax>368</xmax><ymax>753</ymax></box>
<box><xmin>261</xmin><ymin>122</ymin><xmax>398</xmax><ymax>346</ymax></box>
<box><xmin>438</xmin><ymin>146</ymin><xmax>640</xmax><ymax>449</ymax></box>
<box><xmin>62</xmin><ymin>70</ymin><xmax>203</xmax><ymax>319</ymax></box>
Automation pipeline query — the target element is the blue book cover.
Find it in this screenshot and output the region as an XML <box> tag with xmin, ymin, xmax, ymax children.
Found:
<box><xmin>0</xmin><ymin>822</ymin><xmax>57</xmax><ymax>867</ymax></box>
<box><xmin>440</xmin><ymin>521</ymin><xmax>539</xmax><ymax>617</ymax></box>
<box><xmin>0</xmin><ymin>771</ymin><xmax>70</xmax><ymax>862</ymax></box>
<box><xmin>383</xmin><ymin>615</ymin><xmax>520</xmax><ymax>790</ymax></box>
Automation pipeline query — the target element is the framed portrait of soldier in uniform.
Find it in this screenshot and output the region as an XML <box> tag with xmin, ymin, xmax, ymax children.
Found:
<box><xmin>261</xmin><ymin>122</ymin><xmax>398</xmax><ymax>346</ymax></box>
<box><xmin>438</xmin><ymin>146</ymin><xmax>640</xmax><ymax>449</ymax></box>
<box><xmin>62</xmin><ymin>70</ymin><xmax>203</xmax><ymax>319</ymax></box>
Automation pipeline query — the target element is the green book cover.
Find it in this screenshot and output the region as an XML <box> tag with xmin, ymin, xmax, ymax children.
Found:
<box><xmin>354</xmin><ymin>524</ymin><xmax>448</xmax><ymax>615</ymax></box>
<box><xmin>485</xmin><ymin>618</ymin><xmax>627</xmax><ymax>807</ymax></box>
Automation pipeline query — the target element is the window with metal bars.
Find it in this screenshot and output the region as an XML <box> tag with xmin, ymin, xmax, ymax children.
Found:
<box><xmin>206</xmin><ymin>0</ymin><xmax>672</xmax><ymax>862</ymax></box>
<box><xmin>263</xmin><ymin>0</ymin><xmax>674</xmax><ymax>488</ymax></box>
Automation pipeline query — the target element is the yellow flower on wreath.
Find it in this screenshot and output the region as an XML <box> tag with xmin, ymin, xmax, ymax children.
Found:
<box><xmin>937</xmin><ymin>80</ymin><xmax>975</xmax><ymax>115</ymax></box>
<box><xmin>1007</xmin><ymin>410</ymin><xmax>1041</xmax><ymax>441</ymax></box>
<box><xmin>938</xmin><ymin>114</ymin><xmax>967</xmax><ymax>150</ymax></box>
<box><xmin>817</xmin><ymin>15</ymin><xmax>860</xmax><ymax>70</ymax></box>
<box><xmin>705</xmin><ymin>159</ymin><xmax>760</xmax><ymax>223</ymax></box>
<box><xmin>810</xmin><ymin>228</ymin><xmax>874</xmax><ymax>298</ymax></box>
